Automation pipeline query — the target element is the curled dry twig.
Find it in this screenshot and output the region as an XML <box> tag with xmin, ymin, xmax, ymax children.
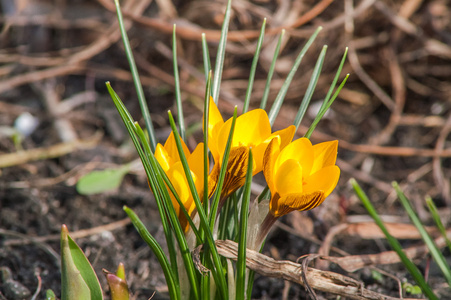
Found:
<box><xmin>213</xmin><ymin>240</ymin><xmax>417</xmax><ymax>300</ymax></box>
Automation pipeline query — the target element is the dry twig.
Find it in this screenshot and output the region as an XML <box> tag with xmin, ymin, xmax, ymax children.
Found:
<box><xmin>214</xmin><ymin>240</ymin><xmax>419</xmax><ymax>300</ymax></box>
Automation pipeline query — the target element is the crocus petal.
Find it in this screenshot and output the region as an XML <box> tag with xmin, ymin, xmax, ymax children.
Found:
<box><xmin>205</xmin><ymin>97</ymin><xmax>224</xmax><ymax>161</ymax></box>
<box><xmin>303</xmin><ymin>165</ymin><xmax>340</xmax><ymax>197</ymax></box>
<box><xmin>167</xmin><ymin>162</ymin><xmax>194</xmax><ymax>215</ymax></box>
<box><xmin>274</xmin><ymin>159</ymin><xmax>303</xmax><ymax>195</ymax></box>
<box><xmin>217</xmin><ymin>109</ymin><xmax>271</xmax><ymax>156</ymax></box>
<box><xmin>164</xmin><ymin>132</ymin><xmax>190</xmax><ymax>164</ymax></box>
<box><xmin>276</xmin><ymin>138</ymin><xmax>314</xmax><ymax>179</ymax></box>
<box><xmin>310</xmin><ymin>140</ymin><xmax>338</xmax><ymax>175</ymax></box>
<box><xmin>270</xmin><ymin>191</ymin><xmax>325</xmax><ymax>217</ymax></box>
<box><xmin>220</xmin><ymin>146</ymin><xmax>249</xmax><ymax>199</ymax></box>
<box><xmin>232</xmin><ymin>109</ymin><xmax>271</xmax><ymax>147</ymax></box>
<box><xmin>271</xmin><ymin>125</ymin><xmax>296</xmax><ymax>150</ymax></box>
<box><xmin>252</xmin><ymin>142</ymin><xmax>269</xmax><ymax>174</ymax></box>
<box><xmin>206</xmin><ymin>96</ymin><xmax>224</xmax><ymax>134</ymax></box>
<box><xmin>188</xmin><ymin>142</ymin><xmax>205</xmax><ymax>187</ymax></box>
<box><xmin>263</xmin><ymin>138</ymin><xmax>280</xmax><ymax>193</ymax></box>
<box><xmin>155</xmin><ymin>143</ymin><xmax>171</xmax><ymax>172</ymax></box>
<box><xmin>253</xmin><ymin>125</ymin><xmax>295</xmax><ymax>174</ymax></box>
<box><xmin>207</xmin><ymin>162</ymin><xmax>220</xmax><ymax>198</ymax></box>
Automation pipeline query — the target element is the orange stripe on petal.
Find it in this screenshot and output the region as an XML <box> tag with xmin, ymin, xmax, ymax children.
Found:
<box><xmin>221</xmin><ymin>146</ymin><xmax>249</xmax><ymax>198</ymax></box>
<box><xmin>271</xmin><ymin>191</ymin><xmax>325</xmax><ymax>217</ymax></box>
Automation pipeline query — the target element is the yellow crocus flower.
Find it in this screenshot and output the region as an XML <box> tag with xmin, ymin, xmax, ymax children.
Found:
<box><xmin>154</xmin><ymin>132</ymin><xmax>205</xmax><ymax>232</ymax></box>
<box><xmin>254</xmin><ymin>137</ymin><xmax>340</xmax><ymax>245</ymax></box>
<box><xmin>206</xmin><ymin>97</ymin><xmax>296</xmax><ymax>201</ymax></box>
<box><xmin>263</xmin><ymin>137</ymin><xmax>340</xmax><ymax>217</ymax></box>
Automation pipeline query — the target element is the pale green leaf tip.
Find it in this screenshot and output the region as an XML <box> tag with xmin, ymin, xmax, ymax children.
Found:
<box><xmin>61</xmin><ymin>224</ymin><xmax>68</xmax><ymax>240</ymax></box>
<box><xmin>116</xmin><ymin>263</ymin><xmax>126</xmax><ymax>280</ymax></box>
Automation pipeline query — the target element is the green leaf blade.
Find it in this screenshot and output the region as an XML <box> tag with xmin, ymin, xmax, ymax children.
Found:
<box><xmin>76</xmin><ymin>165</ymin><xmax>130</xmax><ymax>195</ymax></box>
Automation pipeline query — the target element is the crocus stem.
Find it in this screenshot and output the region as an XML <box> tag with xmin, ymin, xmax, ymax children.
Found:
<box><xmin>255</xmin><ymin>212</ymin><xmax>277</xmax><ymax>248</ymax></box>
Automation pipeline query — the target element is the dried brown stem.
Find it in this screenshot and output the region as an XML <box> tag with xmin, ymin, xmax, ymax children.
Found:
<box><xmin>215</xmin><ymin>240</ymin><xmax>415</xmax><ymax>300</ymax></box>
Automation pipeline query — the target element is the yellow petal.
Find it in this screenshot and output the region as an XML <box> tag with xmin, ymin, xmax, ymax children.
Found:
<box><xmin>188</xmin><ymin>142</ymin><xmax>205</xmax><ymax>188</ymax></box>
<box><xmin>311</xmin><ymin>140</ymin><xmax>338</xmax><ymax>175</ymax></box>
<box><xmin>167</xmin><ymin>162</ymin><xmax>193</xmax><ymax>215</ymax></box>
<box><xmin>263</xmin><ymin>138</ymin><xmax>280</xmax><ymax>194</ymax></box>
<box><xmin>205</xmin><ymin>97</ymin><xmax>224</xmax><ymax>161</ymax></box>
<box><xmin>271</xmin><ymin>125</ymin><xmax>296</xmax><ymax>150</ymax></box>
<box><xmin>270</xmin><ymin>191</ymin><xmax>325</xmax><ymax>217</ymax></box>
<box><xmin>303</xmin><ymin>165</ymin><xmax>340</xmax><ymax>197</ymax></box>
<box><xmin>164</xmin><ymin>132</ymin><xmax>190</xmax><ymax>163</ymax></box>
<box><xmin>276</xmin><ymin>138</ymin><xmax>313</xmax><ymax>179</ymax></box>
<box><xmin>253</xmin><ymin>125</ymin><xmax>295</xmax><ymax>174</ymax></box>
<box><xmin>207</xmin><ymin>162</ymin><xmax>220</xmax><ymax>198</ymax></box>
<box><xmin>218</xmin><ymin>109</ymin><xmax>271</xmax><ymax>155</ymax></box>
<box><xmin>252</xmin><ymin>141</ymin><xmax>269</xmax><ymax>174</ymax></box>
<box><xmin>274</xmin><ymin>159</ymin><xmax>303</xmax><ymax>195</ymax></box>
<box><xmin>233</xmin><ymin>109</ymin><xmax>271</xmax><ymax>146</ymax></box>
<box><xmin>206</xmin><ymin>96</ymin><xmax>224</xmax><ymax>134</ymax></box>
<box><xmin>155</xmin><ymin>143</ymin><xmax>171</xmax><ymax>172</ymax></box>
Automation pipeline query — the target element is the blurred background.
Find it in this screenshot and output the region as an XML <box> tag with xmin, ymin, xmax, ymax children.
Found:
<box><xmin>1</xmin><ymin>0</ymin><xmax>450</xmax><ymax>299</ymax></box>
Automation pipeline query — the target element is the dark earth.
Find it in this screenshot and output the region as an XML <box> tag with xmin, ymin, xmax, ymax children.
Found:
<box><xmin>1</xmin><ymin>0</ymin><xmax>451</xmax><ymax>299</ymax></box>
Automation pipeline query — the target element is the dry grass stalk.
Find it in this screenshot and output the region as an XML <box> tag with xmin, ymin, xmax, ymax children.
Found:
<box><xmin>215</xmin><ymin>240</ymin><xmax>419</xmax><ymax>300</ymax></box>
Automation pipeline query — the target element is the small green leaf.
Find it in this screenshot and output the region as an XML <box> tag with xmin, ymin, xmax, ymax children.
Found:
<box><xmin>46</xmin><ymin>289</ymin><xmax>56</xmax><ymax>300</ymax></box>
<box><xmin>403</xmin><ymin>282</ymin><xmax>422</xmax><ymax>295</ymax></box>
<box><xmin>104</xmin><ymin>264</ymin><xmax>129</xmax><ymax>300</ymax></box>
<box><xmin>76</xmin><ymin>165</ymin><xmax>130</xmax><ymax>195</ymax></box>
<box><xmin>61</xmin><ymin>226</ymin><xmax>92</xmax><ymax>300</ymax></box>
<box><xmin>61</xmin><ymin>225</ymin><xmax>103</xmax><ymax>300</ymax></box>
<box><xmin>370</xmin><ymin>270</ymin><xmax>383</xmax><ymax>282</ymax></box>
<box><xmin>116</xmin><ymin>263</ymin><xmax>126</xmax><ymax>281</ymax></box>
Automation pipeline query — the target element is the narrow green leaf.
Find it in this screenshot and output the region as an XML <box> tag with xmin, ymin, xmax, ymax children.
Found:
<box><xmin>236</xmin><ymin>149</ymin><xmax>253</xmax><ymax>300</ymax></box>
<box><xmin>173</xmin><ymin>25</ymin><xmax>185</xmax><ymax>141</ymax></box>
<box><xmin>203</xmin><ymin>72</ymin><xmax>212</xmax><ymax>215</ymax></box>
<box><xmin>243</xmin><ymin>19</ymin><xmax>266</xmax><ymax>113</ymax></box>
<box><xmin>304</xmin><ymin>48</ymin><xmax>348</xmax><ymax>138</ymax></box>
<box><xmin>209</xmin><ymin>107</ymin><xmax>238</xmax><ymax>227</ymax></box>
<box><xmin>167</xmin><ymin>112</ymin><xmax>228</xmax><ymax>300</ymax></box>
<box><xmin>426</xmin><ymin>196</ymin><xmax>451</xmax><ymax>252</ymax></box>
<box><xmin>113</xmin><ymin>0</ymin><xmax>156</xmax><ymax>150</ymax></box>
<box><xmin>212</xmin><ymin>0</ymin><xmax>232</xmax><ymax>104</ymax></box>
<box><xmin>393</xmin><ymin>182</ymin><xmax>451</xmax><ymax>288</ymax></box>
<box><xmin>351</xmin><ymin>179</ymin><xmax>438</xmax><ymax>300</ymax></box>
<box><xmin>202</xmin><ymin>34</ymin><xmax>212</xmax><ymax>84</ymax></box>
<box><xmin>293</xmin><ymin>45</ymin><xmax>327</xmax><ymax>129</ymax></box>
<box><xmin>106</xmin><ymin>83</ymin><xmax>179</xmax><ymax>284</ymax></box>
<box><xmin>268</xmin><ymin>27</ymin><xmax>322</xmax><ymax>125</ymax></box>
<box><xmin>133</xmin><ymin>122</ymin><xmax>200</xmax><ymax>297</ymax></box>
<box><xmin>76</xmin><ymin>164</ymin><xmax>130</xmax><ymax>195</ymax></box>
<box><xmin>124</xmin><ymin>206</ymin><xmax>180</xmax><ymax>300</ymax></box>
<box><xmin>61</xmin><ymin>225</ymin><xmax>102</xmax><ymax>300</ymax></box>
<box><xmin>260</xmin><ymin>30</ymin><xmax>285</xmax><ymax>110</ymax></box>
